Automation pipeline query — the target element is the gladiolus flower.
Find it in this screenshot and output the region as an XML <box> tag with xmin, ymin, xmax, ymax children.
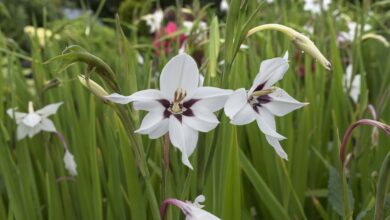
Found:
<box><xmin>106</xmin><ymin>53</ymin><xmax>232</xmax><ymax>169</ymax></box>
<box><xmin>142</xmin><ymin>10</ymin><xmax>164</xmax><ymax>33</ymax></box>
<box><xmin>224</xmin><ymin>52</ymin><xmax>306</xmax><ymax>159</ymax></box>
<box><xmin>7</xmin><ymin>102</ymin><xmax>63</xmax><ymax>140</ymax></box>
<box><xmin>160</xmin><ymin>195</ymin><xmax>220</xmax><ymax>220</ymax></box>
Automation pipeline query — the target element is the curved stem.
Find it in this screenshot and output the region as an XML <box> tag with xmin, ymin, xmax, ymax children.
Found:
<box><xmin>339</xmin><ymin>119</ymin><xmax>390</xmax><ymax>167</ymax></box>
<box><xmin>160</xmin><ymin>198</ymin><xmax>186</xmax><ymax>220</ymax></box>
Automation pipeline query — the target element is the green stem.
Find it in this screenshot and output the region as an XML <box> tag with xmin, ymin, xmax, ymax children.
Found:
<box><xmin>375</xmin><ymin>152</ymin><xmax>390</xmax><ymax>220</ymax></box>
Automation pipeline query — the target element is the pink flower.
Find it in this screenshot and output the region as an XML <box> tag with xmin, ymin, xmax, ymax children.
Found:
<box><xmin>153</xmin><ymin>21</ymin><xmax>187</xmax><ymax>55</ymax></box>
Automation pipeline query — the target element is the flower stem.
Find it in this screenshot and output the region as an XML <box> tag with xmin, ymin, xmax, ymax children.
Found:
<box><xmin>162</xmin><ymin>134</ymin><xmax>170</xmax><ymax>201</ymax></box>
<box><xmin>339</xmin><ymin>119</ymin><xmax>390</xmax><ymax>167</ymax></box>
<box><xmin>160</xmin><ymin>198</ymin><xmax>185</xmax><ymax>220</ymax></box>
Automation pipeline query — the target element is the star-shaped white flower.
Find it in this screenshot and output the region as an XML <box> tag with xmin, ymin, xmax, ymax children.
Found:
<box><xmin>161</xmin><ymin>195</ymin><xmax>220</xmax><ymax>220</ymax></box>
<box><xmin>304</xmin><ymin>0</ymin><xmax>331</xmax><ymax>14</ymax></box>
<box><xmin>224</xmin><ymin>52</ymin><xmax>305</xmax><ymax>159</ymax></box>
<box><xmin>182</xmin><ymin>195</ymin><xmax>220</xmax><ymax>220</ymax></box>
<box><xmin>106</xmin><ymin>53</ymin><xmax>232</xmax><ymax>169</ymax></box>
<box><xmin>343</xmin><ymin>64</ymin><xmax>360</xmax><ymax>103</ymax></box>
<box><xmin>142</xmin><ymin>10</ymin><xmax>164</xmax><ymax>33</ymax></box>
<box><xmin>7</xmin><ymin>102</ymin><xmax>63</xmax><ymax>140</ymax></box>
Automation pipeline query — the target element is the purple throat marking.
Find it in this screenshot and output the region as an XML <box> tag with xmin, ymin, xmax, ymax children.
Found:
<box><xmin>158</xmin><ymin>99</ymin><xmax>200</xmax><ymax>122</ymax></box>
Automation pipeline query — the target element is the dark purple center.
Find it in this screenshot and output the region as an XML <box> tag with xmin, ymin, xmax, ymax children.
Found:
<box><xmin>249</xmin><ymin>82</ymin><xmax>272</xmax><ymax>113</ymax></box>
<box><xmin>157</xmin><ymin>99</ymin><xmax>199</xmax><ymax>122</ymax></box>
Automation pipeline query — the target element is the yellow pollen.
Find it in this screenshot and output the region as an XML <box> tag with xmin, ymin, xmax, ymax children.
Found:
<box><xmin>251</xmin><ymin>88</ymin><xmax>275</xmax><ymax>98</ymax></box>
<box><xmin>171</xmin><ymin>88</ymin><xmax>187</xmax><ymax>113</ymax></box>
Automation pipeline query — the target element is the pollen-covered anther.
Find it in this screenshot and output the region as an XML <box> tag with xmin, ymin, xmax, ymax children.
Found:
<box><xmin>251</xmin><ymin>87</ymin><xmax>275</xmax><ymax>98</ymax></box>
<box><xmin>171</xmin><ymin>88</ymin><xmax>187</xmax><ymax>113</ymax></box>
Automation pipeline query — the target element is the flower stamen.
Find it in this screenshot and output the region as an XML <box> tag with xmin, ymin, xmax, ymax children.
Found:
<box><xmin>171</xmin><ymin>88</ymin><xmax>187</xmax><ymax>113</ymax></box>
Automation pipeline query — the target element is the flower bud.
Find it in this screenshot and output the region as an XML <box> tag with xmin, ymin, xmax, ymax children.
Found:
<box><xmin>247</xmin><ymin>24</ymin><xmax>331</xmax><ymax>71</ymax></box>
<box><xmin>78</xmin><ymin>75</ymin><xmax>109</xmax><ymax>98</ymax></box>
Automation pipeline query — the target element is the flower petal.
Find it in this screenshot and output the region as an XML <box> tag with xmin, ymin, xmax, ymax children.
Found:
<box><xmin>22</xmin><ymin>113</ymin><xmax>42</xmax><ymax>127</ymax></box>
<box><xmin>168</xmin><ymin>116</ymin><xmax>198</xmax><ymax>169</ymax></box>
<box><xmin>36</xmin><ymin>102</ymin><xmax>63</xmax><ymax>117</ymax></box>
<box><xmin>133</xmin><ymin>100</ymin><xmax>165</xmax><ymax>111</ymax></box>
<box><xmin>27</xmin><ymin>125</ymin><xmax>41</xmax><ymax>138</ymax></box>
<box><xmin>105</xmin><ymin>93</ymin><xmax>132</xmax><ymax>104</ymax></box>
<box><xmin>188</xmin><ymin>87</ymin><xmax>233</xmax><ymax>112</ymax></box>
<box><xmin>135</xmin><ymin>110</ymin><xmax>165</xmax><ymax>134</ymax></box>
<box><xmin>187</xmin><ymin>206</ymin><xmax>221</xmax><ymax>220</ymax></box>
<box><xmin>17</xmin><ymin>124</ymin><xmax>29</xmax><ymax>140</ymax></box>
<box><xmin>350</xmin><ymin>74</ymin><xmax>361</xmax><ymax>103</ymax></box>
<box><xmin>7</xmin><ymin>108</ymin><xmax>27</xmax><ymax>124</ymax></box>
<box><xmin>264</xmin><ymin>88</ymin><xmax>305</xmax><ymax>116</ymax></box>
<box><xmin>106</xmin><ymin>89</ymin><xmax>165</xmax><ymax>105</ymax></box>
<box><xmin>64</xmin><ymin>150</ymin><xmax>78</xmax><ymax>176</ymax></box>
<box><xmin>39</xmin><ymin>118</ymin><xmax>57</xmax><ymax>132</ymax></box>
<box><xmin>256</xmin><ymin>110</ymin><xmax>285</xmax><ymax>140</ymax></box>
<box><xmin>183</xmin><ymin>106</ymin><xmax>219</xmax><ymax>132</ymax></box>
<box><xmin>249</xmin><ymin>53</ymin><xmax>289</xmax><ymax>94</ymax></box>
<box><xmin>265</xmin><ymin>135</ymin><xmax>288</xmax><ymax>160</ymax></box>
<box><xmin>148</xmin><ymin>118</ymin><xmax>169</xmax><ymax>139</ymax></box>
<box><xmin>224</xmin><ymin>88</ymin><xmax>248</xmax><ymax>119</ymax></box>
<box><xmin>160</xmin><ymin>53</ymin><xmax>199</xmax><ymax>99</ymax></box>
<box><xmin>230</xmin><ymin>103</ymin><xmax>256</xmax><ymax>125</ymax></box>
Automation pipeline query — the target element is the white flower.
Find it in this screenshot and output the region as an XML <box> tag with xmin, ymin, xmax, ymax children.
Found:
<box><xmin>220</xmin><ymin>0</ymin><xmax>229</xmax><ymax>12</ymax></box>
<box><xmin>304</xmin><ymin>0</ymin><xmax>331</xmax><ymax>14</ymax></box>
<box><xmin>183</xmin><ymin>20</ymin><xmax>207</xmax><ymax>36</ymax></box>
<box><xmin>338</xmin><ymin>21</ymin><xmax>372</xmax><ymax>43</ymax></box>
<box><xmin>7</xmin><ymin>102</ymin><xmax>63</xmax><ymax>140</ymax></box>
<box><xmin>64</xmin><ymin>150</ymin><xmax>77</xmax><ymax>176</ymax></box>
<box><xmin>105</xmin><ymin>54</ymin><xmax>232</xmax><ymax>169</ymax></box>
<box><xmin>224</xmin><ymin>52</ymin><xmax>305</xmax><ymax>159</ymax></box>
<box><xmin>183</xmin><ymin>195</ymin><xmax>220</xmax><ymax>220</ymax></box>
<box><xmin>343</xmin><ymin>64</ymin><xmax>360</xmax><ymax>103</ymax></box>
<box><xmin>142</xmin><ymin>10</ymin><xmax>164</xmax><ymax>33</ymax></box>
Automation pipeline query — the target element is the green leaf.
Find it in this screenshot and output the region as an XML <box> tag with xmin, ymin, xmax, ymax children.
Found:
<box><xmin>239</xmin><ymin>149</ymin><xmax>290</xmax><ymax>220</ymax></box>
<box><xmin>328</xmin><ymin>166</ymin><xmax>354</xmax><ymax>216</ymax></box>
<box><xmin>222</xmin><ymin>127</ymin><xmax>241</xmax><ymax>220</ymax></box>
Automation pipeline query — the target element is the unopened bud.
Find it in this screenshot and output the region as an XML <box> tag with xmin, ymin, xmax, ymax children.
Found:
<box><xmin>78</xmin><ymin>75</ymin><xmax>109</xmax><ymax>98</ymax></box>
<box><xmin>247</xmin><ymin>24</ymin><xmax>331</xmax><ymax>71</ymax></box>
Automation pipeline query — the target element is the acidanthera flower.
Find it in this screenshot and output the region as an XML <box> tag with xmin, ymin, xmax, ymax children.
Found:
<box><xmin>304</xmin><ymin>0</ymin><xmax>331</xmax><ymax>14</ymax></box>
<box><xmin>224</xmin><ymin>52</ymin><xmax>305</xmax><ymax>159</ymax></box>
<box><xmin>343</xmin><ymin>64</ymin><xmax>361</xmax><ymax>103</ymax></box>
<box><xmin>7</xmin><ymin>101</ymin><xmax>63</xmax><ymax>140</ymax></box>
<box><xmin>142</xmin><ymin>10</ymin><xmax>164</xmax><ymax>33</ymax></box>
<box><xmin>105</xmin><ymin>53</ymin><xmax>232</xmax><ymax>169</ymax></box>
<box><xmin>160</xmin><ymin>195</ymin><xmax>220</xmax><ymax>220</ymax></box>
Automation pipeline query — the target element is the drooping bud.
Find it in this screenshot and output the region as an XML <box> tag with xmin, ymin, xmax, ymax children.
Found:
<box><xmin>247</xmin><ymin>24</ymin><xmax>331</xmax><ymax>71</ymax></box>
<box><xmin>64</xmin><ymin>150</ymin><xmax>77</xmax><ymax>176</ymax></box>
<box><xmin>78</xmin><ymin>75</ymin><xmax>109</xmax><ymax>98</ymax></box>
